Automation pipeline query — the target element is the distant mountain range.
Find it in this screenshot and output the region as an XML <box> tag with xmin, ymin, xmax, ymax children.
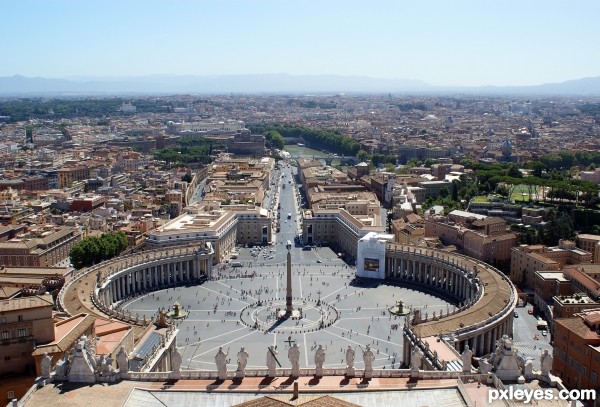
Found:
<box><xmin>1</xmin><ymin>74</ymin><xmax>600</xmax><ymax>96</ymax></box>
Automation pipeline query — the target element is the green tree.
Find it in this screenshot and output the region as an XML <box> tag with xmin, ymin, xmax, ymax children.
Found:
<box><xmin>371</xmin><ymin>153</ymin><xmax>386</xmax><ymax>167</ymax></box>
<box><xmin>424</xmin><ymin>158</ymin><xmax>438</xmax><ymax>167</ymax></box>
<box><xmin>357</xmin><ymin>150</ymin><xmax>371</xmax><ymax>163</ymax></box>
<box><xmin>69</xmin><ymin>232</ymin><xmax>129</xmax><ymax>269</ymax></box>
<box><xmin>438</xmin><ymin>186</ymin><xmax>450</xmax><ymax>199</ymax></box>
<box><xmin>507</xmin><ymin>165</ymin><xmax>522</xmax><ymax>178</ymax></box>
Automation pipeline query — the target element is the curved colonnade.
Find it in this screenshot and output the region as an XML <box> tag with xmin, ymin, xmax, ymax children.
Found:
<box><xmin>385</xmin><ymin>244</ymin><xmax>517</xmax><ymax>360</ymax></box>
<box><xmin>58</xmin><ymin>243</ymin><xmax>214</xmax><ymax>322</ymax></box>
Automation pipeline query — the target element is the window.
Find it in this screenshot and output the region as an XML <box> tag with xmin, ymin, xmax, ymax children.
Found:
<box><xmin>1</xmin><ymin>330</ymin><xmax>9</xmax><ymax>340</ymax></box>
<box><xmin>4</xmin><ymin>356</ymin><xmax>10</xmax><ymax>361</ymax></box>
<box><xmin>17</xmin><ymin>315</ymin><xmax>23</xmax><ymax>322</ymax></box>
<box><xmin>592</xmin><ymin>371</ymin><xmax>598</xmax><ymax>384</ymax></box>
<box><xmin>0</xmin><ymin>317</ymin><xmax>5</xmax><ymax>324</ymax></box>
<box><xmin>17</xmin><ymin>328</ymin><xmax>26</xmax><ymax>338</ymax></box>
<box><xmin>7</xmin><ymin>391</ymin><xmax>14</xmax><ymax>399</ymax></box>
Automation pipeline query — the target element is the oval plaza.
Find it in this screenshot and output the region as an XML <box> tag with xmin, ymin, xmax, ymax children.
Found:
<box><xmin>60</xmin><ymin>228</ymin><xmax>516</xmax><ymax>373</ymax></box>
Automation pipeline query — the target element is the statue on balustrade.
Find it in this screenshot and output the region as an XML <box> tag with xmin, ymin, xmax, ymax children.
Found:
<box><xmin>171</xmin><ymin>346</ymin><xmax>182</xmax><ymax>372</ymax></box>
<box><xmin>346</xmin><ymin>345</ymin><xmax>355</xmax><ymax>370</ymax></box>
<box><xmin>236</xmin><ymin>347</ymin><xmax>249</xmax><ymax>377</ymax></box>
<box><xmin>540</xmin><ymin>349</ymin><xmax>553</xmax><ymax>377</ymax></box>
<box><xmin>116</xmin><ymin>346</ymin><xmax>129</xmax><ymax>373</ymax></box>
<box><xmin>363</xmin><ymin>345</ymin><xmax>374</xmax><ymax>378</ymax></box>
<box><xmin>40</xmin><ymin>352</ymin><xmax>52</xmax><ymax>379</ymax></box>
<box><xmin>266</xmin><ymin>346</ymin><xmax>278</xmax><ymax>377</ymax></box>
<box><xmin>288</xmin><ymin>343</ymin><xmax>300</xmax><ymax>377</ymax></box>
<box><xmin>461</xmin><ymin>344</ymin><xmax>473</xmax><ymax>372</ymax></box>
<box><xmin>410</xmin><ymin>348</ymin><xmax>421</xmax><ymax>370</ymax></box>
<box><xmin>314</xmin><ymin>344</ymin><xmax>326</xmax><ymax>376</ymax></box>
<box><xmin>215</xmin><ymin>347</ymin><xmax>228</xmax><ymax>380</ymax></box>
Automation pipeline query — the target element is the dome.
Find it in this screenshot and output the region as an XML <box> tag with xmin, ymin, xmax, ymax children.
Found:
<box><xmin>421</xmin><ymin>114</ymin><xmax>439</xmax><ymax>122</ymax></box>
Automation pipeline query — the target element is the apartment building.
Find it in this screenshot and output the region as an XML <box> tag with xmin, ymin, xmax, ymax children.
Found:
<box><xmin>0</xmin><ymin>295</ymin><xmax>54</xmax><ymax>376</ymax></box>
<box><xmin>390</xmin><ymin>214</ymin><xmax>424</xmax><ymax>244</ymax></box>
<box><xmin>510</xmin><ymin>241</ymin><xmax>592</xmax><ymax>289</ymax></box>
<box><xmin>0</xmin><ymin>226</ymin><xmax>82</xmax><ymax>267</ymax></box>
<box><xmin>563</xmin><ymin>265</ymin><xmax>600</xmax><ymax>301</ymax></box>
<box><xmin>56</xmin><ymin>166</ymin><xmax>90</xmax><ymax>189</ymax></box>
<box><xmin>577</xmin><ymin>234</ymin><xmax>600</xmax><ymax>263</ymax></box>
<box><xmin>69</xmin><ymin>195</ymin><xmax>107</xmax><ymax>212</ymax></box>
<box><xmin>553</xmin><ymin>292</ymin><xmax>599</xmax><ymax>319</ymax></box>
<box><xmin>424</xmin><ymin>210</ymin><xmax>517</xmax><ymax>263</ymax></box>
<box><xmin>553</xmin><ymin>310</ymin><xmax>600</xmax><ymax>390</ymax></box>
<box><xmin>532</xmin><ymin>270</ymin><xmax>572</xmax><ymax>303</ymax></box>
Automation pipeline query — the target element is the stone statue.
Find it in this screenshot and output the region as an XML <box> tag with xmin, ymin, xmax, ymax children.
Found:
<box><xmin>266</xmin><ymin>346</ymin><xmax>278</xmax><ymax>377</ymax></box>
<box><xmin>363</xmin><ymin>345</ymin><xmax>375</xmax><ymax>378</ymax></box>
<box><xmin>171</xmin><ymin>347</ymin><xmax>182</xmax><ymax>372</ymax></box>
<box><xmin>215</xmin><ymin>347</ymin><xmax>228</xmax><ymax>380</ymax></box>
<box><xmin>97</xmin><ymin>354</ymin><xmax>106</xmax><ymax>374</ymax></box>
<box><xmin>40</xmin><ymin>352</ymin><xmax>52</xmax><ymax>378</ymax></box>
<box><xmin>410</xmin><ymin>348</ymin><xmax>421</xmax><ymax>370</ymax></box>
<box><xmin>346</xmin><ymin>345</ymin><xmax>355</xmax><ymax>369</ymax></box>
<box><xmin>502</xmin><ymin>335</ymin><xmax>513</xmax><ymax>351</ymax></box>
<box><xmin>461</xmin><ymin>344</ymin><xmax>473</xmax><ymax>372</ymax></box>
<box><xmin>100</xmin><ymin>355</ymin><xmax>114</xmax><ymax>375</ymax></box>
<box><xmin>540</xmin><ymin>349</ymin><xmax>553</xmax><ymax>377</ymax></box>
<box><xmin>314</xmin><ymin>344</ymin><xmax>325</xmax><ymax>376</ymax></box>
<box><xmin>288</xmin><ymin>343</ymin><xmax>300</xmax><ymax>377</ymax></box>
<box><xmin>236</xmin><ymin>347</ymin><xmax>249</xmax><ymax>377</ymax></box>
<box><xmin>116</xmin><ymin>346</ymin><xmax>129</xmax><ymax>373</ymax></box>
<box><xmin>55</xmin><ymin>356</ymin><xmax>69</xmax><ymax>379</ymax></box>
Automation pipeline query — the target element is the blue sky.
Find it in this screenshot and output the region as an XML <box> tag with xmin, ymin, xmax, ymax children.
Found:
<box><xmin>1</xmin><ymin>0</ymin><xmax>598</xmax><ymax>86</ymax></box>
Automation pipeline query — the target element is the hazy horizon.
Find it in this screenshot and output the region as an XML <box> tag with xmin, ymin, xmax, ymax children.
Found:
<box><xmin>2</xmin><ymin>1</ymin><xmax>599</xmax><ymax>88</ymax></box>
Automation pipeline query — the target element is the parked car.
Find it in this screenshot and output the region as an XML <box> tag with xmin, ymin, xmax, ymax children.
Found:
<box><xmin>514</xmin><ymin>311</ymin><xmax>519</xmax><ymax>318</ymax></box>
<box><xmin>541</xmin><ymin>330</ymin><xmax>548</xmax><ymax>337</ymax></box>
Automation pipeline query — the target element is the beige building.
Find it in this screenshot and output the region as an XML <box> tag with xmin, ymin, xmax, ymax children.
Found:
<box><xmin>577</xmin><ymin>234</ymin><xmax>600</xmax><ymax>263</ymax></box>
<box><xmin>0</xmin><ymin>295</ymin><xmax>54</xmax><ymax>376</ymax></box>
<box><xmin>56</xmin><ymin>166</ymin><xmax>90</xmax><ymax>189</ymax></box>
<box><xmin>510</xmin><ymin>241</ymin><xmax>593</xmax><ymax>289</ymax></box>
<box><xmin>302</xmin><ymin>208</ymin><xmax>385</xmax><ymax>262</ymax></box>
<box><xmin>390</xmin><ymin>214</ymin><xmax>424</xmax><ymax>245</ymax></box>
<box><xmin>553</xmin><ymin>292</ymin><xmax>600</xmax><ymax>319</ymax></box>
<box><xmin>203</xmin><ymin>157</ymin><xmax>274</xmax><ymax>207</ymax></box>
<box><xmin>424</xmin><ymin>210</ymin><xmax>517</xmax><ymax>264</ymax></box>
<box><xmin>563</xmin><ymin>264</ymin><xmax>600</xmax><ymax>301</ymax></box>
<box><xmin>0</xmin><ymin>226</ymin><xmax>82</xmax><ymax>267</ymax></box>
<box><xmin>146</xmin><ymin>202</ymin><xmax>272</xmax><ymax>263</ymax></box>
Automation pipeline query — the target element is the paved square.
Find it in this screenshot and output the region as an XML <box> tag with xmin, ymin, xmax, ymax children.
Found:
<box><xmin>122</xmin><ymin>246</ymin><xmax>451</xmax><ymax>371</ymax></box>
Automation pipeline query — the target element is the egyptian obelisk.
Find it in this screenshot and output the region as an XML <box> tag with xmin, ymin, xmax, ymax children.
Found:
<box><xmin>286</xmin><ymin>240</ymin><xmax>293</xmax><ymax>314</ymax></box>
